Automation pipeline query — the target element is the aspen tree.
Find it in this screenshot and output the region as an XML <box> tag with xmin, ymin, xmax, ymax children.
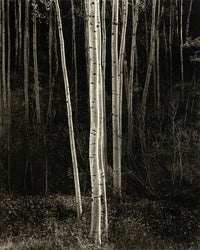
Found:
<box><xmin>101</xmin><ymin>0</ymin><xmax>108</xmax><ymax>178</ymax></box>
<box><xmin>186</xmin><ymin>0</ymin><xmax>193</xmax><ymax>39</ymax></box>
<box><xmin>97</xmin><ymin>0</ymin><xmax>108</xmax><ymax>239</ymax></box>
<box><xmin>18</xmin><ymin>0</ymin><xmax>22</xmax><ymax>66</ymax></box>
<box><xmin>117</xmin><ymin>0</ymin><xmax>128</xmax><ymax>199</ymax></box>
<box><xmin>2</xmin><ymin>0</ymin><xmax>7</xmax><ymax>130</ymax></box>
<box><xmin>55</xmin><ymin>0</ymin><xmax>82</xmax><ymax>220</ymax></box>
<box><xmin>111</xmin><ymin>0</ymin><xmax>119</xmax><ymax>198</ymax></box>
<box><xmin>87</xmin><ymin>0</ymin><xmax>101</xmax><ymax>244</ymax></box>
<box><xmin>128</xmin><ymin>0</ymin><xmax>139</xmax><ymax>153</ymax></box>
<box><xmin>180</xmin><ymin>0</ymin><xmax>184</xmax><ymax>100</ymax></box>
<box><xmin>71</xmin><ymin>0</ymin><xmax>78</xmax><ymax>122</ymax></box>
<box><xmin>0</xmin><ymin>0</ymin><xmax>2</xmax><ymax>138</ymax></box>
<box><xmin>7</xmin><ymin>0</ymin><xmax>11</xmax><ymax>193</ymax></box>
<box><xmin>14</xmin><ymin>0</ymin><xmax>19</xmax><ymax>72</ymax></box>
<box><xmin>144</xmin><ymin>0</ymin><xmax>149</xmax><ymax>63</ymax></box>
<box><xmin>175</xmin><ymin>0</ymin><xmax>179</xmax><ymax>41</ymax></box>
<box><xmin>33</xmin><ymin>0</ymin><xmax>41</xmax><ymax>124</ymax></box>
<box><xmin>47</xmin><ymin>0</ymin><xmax>53</xmax><ymax>123</ymax></box>
<box><xmin>24</xmin><ymin>0</ymin><xmax>29</xmax><ymax>128</ymax></box>
<box><xmin>156</xmin><ymin>0</ymin><xmax>161</xmax><ymax>118</ymax></box>
<box><xmin>140</xmin><ymin>0</ymin><xmax>157</xmax><ymax>150</ymax></box>
<box><xmin>169</xmin><ymin>0</ymin><xmax>173</xmax><ymax>98</ymax></box>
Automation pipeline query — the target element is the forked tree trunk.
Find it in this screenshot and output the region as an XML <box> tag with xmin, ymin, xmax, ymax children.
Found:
<box><xmin>55</xmin><ymin>0</ymin><xmax>82</xmax><ymax>221</ymax></box>
<box><xmin>33</xmin><ymin>0</ymin><xmax>41</xmax><ymax>124</ymax></box>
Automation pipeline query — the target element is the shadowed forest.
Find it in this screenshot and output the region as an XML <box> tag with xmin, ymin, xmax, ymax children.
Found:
<box><xmin>0</xmin><ymin>0</ymin><xmax>200</xmax><ymax>249</ymax></box>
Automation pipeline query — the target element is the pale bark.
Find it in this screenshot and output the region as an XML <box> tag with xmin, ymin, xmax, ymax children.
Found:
<box><xmin>0</xmin><ymin>0</ymin><xmax>2</xmax><ymax>137</ymax></box>
<box><xmin>55</xmin><ymin>0</ymin><xmax>82</xmax><ymax>221</ymax></box>
<box><xmin>87</xmin><ymin>0</ymin><xmax>101</xmax><ymax>244</ymax></box>
<box><xmin>169</xmin><ymin>0</ymin><xmax>173</xmax><ymax>98</ymax></box>
<box><xmin>33</xmin><ymin>0</ymin><xmax>41</xmax><ymax>124</ymax></box>
<box><xmin>144</xmin><ymin>0</ymin><xmax>149</xmax><ymax>63</ymax></box>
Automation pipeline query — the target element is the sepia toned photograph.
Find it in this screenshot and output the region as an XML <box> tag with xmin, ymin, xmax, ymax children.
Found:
<box><xmin>0</xmin><ymin>0</ymin><xmax>200</xmax><ymax>249</ymax></box>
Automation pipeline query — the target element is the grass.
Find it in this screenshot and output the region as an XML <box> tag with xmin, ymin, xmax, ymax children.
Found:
<box><xmin>0</xmin><ymin>192</ymin><xmax>199</xmax><ymax>249</ymax></box>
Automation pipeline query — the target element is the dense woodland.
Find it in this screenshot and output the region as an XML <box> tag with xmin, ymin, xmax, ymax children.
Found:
<box><xmin>0</xmin><ymin>0</ymin><xmax>200</xmax><ymax>248</ymax></box>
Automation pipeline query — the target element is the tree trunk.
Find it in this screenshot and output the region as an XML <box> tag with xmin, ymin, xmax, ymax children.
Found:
<box><xmin>180</xmin><ymin>0</ymin><xmax>184</xmax><ymax>100</ymax></box>
<box><xmin>7</xmin><ymin>0</ymin><xmax>11</xmax><ymax>193</ymax></box>
<box><xmin>47</xmin><ymin>0</ymin><xmax>53</xmax><ymax>123</ymax></box>
<box><xmin>140</xmin><ymin>0</ymin><xmax>157</xmax><ymax>150</ymax></box>
<box><xmin>0</xmin><ymin>0</ymin><xmax>2</xmax><ymax>138</ymax></box>
<box><xmin>14</xmin><ymin>0</ymin><xmax>19</xmax><ymax>73</ymax></box>
<box><xmin>185</xmin><ymin>0</ymin><xmax>193</xmax><ymax>39</ymax></box>
<box><xmin>33</xmin><ymin>0</ymin><xmax>41</xmax><ymax>124</ymax></box>
<box><xmin>87</xmin><ymin>0</ymin><xmax>101</xmax><ymax>244</ymax></box>
<box><xmin>128</xmin><ymin>0</ymin><xmax>139</xmax><ymax>153</ymax></box>
<box><xmin>111</xmin><ymin>0</ymin><xmax>120</xmax><ymax>199</ymax></box>
<box><xmin>55</xmin><ymin>0</ymin><xmax>82</xmax><ymax>221</ymax></box>
<box><xmin>24</xmin><ymin>0</ymin><xmax>29</xmax><ymax>128</ymax></box>
<box><xmin>71</xmin><ymin>0</ymin><xmax>78</xmax><ymax>123</ymax></box>
<box><xmin>18</xmin><ymin>0</ymin><xmax>22</xmax><ymax>67</ymax></box>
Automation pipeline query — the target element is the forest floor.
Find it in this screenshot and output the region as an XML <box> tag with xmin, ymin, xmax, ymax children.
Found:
<box><xmin>0</xmin><ymin>192</ymin><xmax>199</xmax><ymax>250</ymax></box>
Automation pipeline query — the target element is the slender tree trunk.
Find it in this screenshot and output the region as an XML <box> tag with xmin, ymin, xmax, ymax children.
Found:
<box><xmin>55</xmin><ymin>0</ymin><xmax>82</xmax><ymax>221</ymax></box>
<box><xmin>175</xmin><ymin>0</ymin><xmax>179</xmax><ymax>42</ymax></box>
<box><xmin>71</xmin><ymin>0</ymin><xmax>78</xmax><ymax>123</ymax></box>
<box><xmin>144</xmin><ymin>0</ymin><xmax>148</xmax><ymax>63</ymax></box>
<box><xmin>2</xmin><ymin>0</ymin><xmax>7</xmax><ymax>131</ymax></box>
<box><xmin>14</xmin><ymin>0</ymin><xmax>19</xmax><ymax>73</ymax></box>
<box><xmin>0</xmin><ymin>0</ymin><xmax>2</xmax><ymax>138</ymax></box>
<box><xmin>140</xmin><ymin>0</ymin><xmax>157</xmax><ymax>150</ymax></box>
<box><xmin>169</xmin><ymin>0</ymin><xmax>173</xmax><ymax>99</ymax></box>
<box><xmin>24</xmin><ymin>0</ymin><xmax>29</xmax><ymax>128</ymax></box>
<box><xmin>7</xmin><ymin>0</ymin><xmax>11</xmax><ymax>193</ymax></box>
<box><xmin>156</xmin><ymin>0</ymin><xmax>161</xmax><ymax>119</ymax></box>
<box><xmin>33</xmin><ymin>0</ymin><xmax>41</xmax><ymax>124</ymax></box>
<box><xmin>87</xmin><ymin>0</ymin><xmax>101</xmax><ymax>244</ymax></box>
<box><xmin>18</xmin><ymin>0</ymin><xmax>22</xmax><ymax>67</ymax></box>
<box><xmin>185</xmin><ymin>0</ymin><xmax>193</xmax><ymax>39</ymax></box>
<box><xmin>128</xmin><ymin>0</ymin><xmax>139</xmax><ymax>153</ymax></box>
<box><xmin>101</xmin><ymin>0</ymin><xmax>108</xmax><ymax>181</ymax></box>
<box><xmin>111</xmin><ymin>0</ymin><xmax>120</xmax><ymax>199</ymax></box>
<box><xmin>180</xmin><ymin>0</ymin><xmax>184</xmax><ymax>100</ymax></box>
<box><xmin>47</xmin><ymin>0</ymin><xmax>53</xmax><ymax>123</ymax></box>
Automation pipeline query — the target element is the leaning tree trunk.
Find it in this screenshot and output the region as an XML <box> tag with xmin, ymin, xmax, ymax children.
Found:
<box><xmin>185</xmin><ymin>0</ymin><xmax>193</xmax><ymax>39</ymax></box>
<box><xmin>55</xmin><ymin>0</ymin><xmax>82</xmax><ymax>221</ymax></box>
<box><xmin>140</xmin><ymin>0</ymin><xmax>157</xmax><ymax>150</ymax></box>
<box><xmin>33</xmin><ymin>0</ymin><xmax>41</xmax><ymax>124</ymax></box>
